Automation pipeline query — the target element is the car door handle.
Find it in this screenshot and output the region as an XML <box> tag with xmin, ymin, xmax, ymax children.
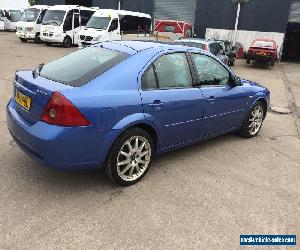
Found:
<box><xmin>206</xmin><ymin>96</ymin><xmax>215</xmax><ymax>102</ymax></box>
<box><xmin>148</xmin><ymin>100</ymin><xmax>163</xmax><ymax>106</ymax></box>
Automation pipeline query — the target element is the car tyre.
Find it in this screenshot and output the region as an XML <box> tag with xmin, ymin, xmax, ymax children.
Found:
<box><xmin>105</xmin><ymin>127</ymin><xmax>154</xmax><ymax>186</ymax></box>
<box><xmin>19</xmin><ymin>38</ymin><xmax>27</xmax><ymax>43</ymax></box>
<box><xmin>239</xmin><ymin>101</ymin><xmax>265</xmax><ymax>138</ymax></box>
<box><xmin>271</xmin><ymin>61</ymin><xmax>275</xmax><ymax>67</ymax></box>
<box><xmin>34</xmin><ymin>33</ymin><xmax>41</xmax><ymax>44</ymax></box>
<box><xmin>45</xmin><ymin>42</ymin><xmax>51</xmax><ymax>46</ymax></box>
<box><xmin>246</xmin><ymin>59</ymin><xmax>250</xmax><ymax>64</ymax></box>
<box><xmin>62</xmin><ymin>36</ymin><xmax>72</xmax><ymax>48</ymax></box>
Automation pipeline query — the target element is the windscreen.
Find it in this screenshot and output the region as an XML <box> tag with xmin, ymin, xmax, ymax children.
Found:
<box><xmin>20</xmin><ymin>8</ymin><xmax>40</xmax><ymax>22</ymax></box>
<box><xmin>10</xmin><ymin>10</ymin><xmax>22</xmax><ymax>22</ymax></box>
<box><xmin>42</xmin><ymin>10</ymin><xmax>65</xmax><ymax>26</ymax></box>
<box><xmin>253</xmin><ymin>40</ymin><xmax>274</xmax><ymax>48</ymax></box>
<box><xmin>39</xmin><ymin>47</ymin><xmax>129</xmax><ymax>87</ymax></box>
<box><xmin>86</xmin><ymin>16</ymin><xmax>111</xmax><ymax>30</ymax></box>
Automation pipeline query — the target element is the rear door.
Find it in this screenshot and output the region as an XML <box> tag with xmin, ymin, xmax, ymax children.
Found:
<box><xmin>140</xmin><ymin>52</ymin><xmax>205</xmax><ymax>149</ymax></box>
<box><xmin>191</xmin><ymin>53</ymin><xmax>248</xmax><ymax>135</ymax></box>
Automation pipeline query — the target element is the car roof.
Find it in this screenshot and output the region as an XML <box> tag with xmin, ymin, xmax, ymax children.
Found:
<box><xmin>93</xmin><ymin>40</ymin><xmax>189</xmax><ymax>55</ymax></box>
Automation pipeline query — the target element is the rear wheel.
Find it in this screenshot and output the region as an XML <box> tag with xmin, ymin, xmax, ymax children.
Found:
<box><xmin>246</xmin><ymin>59</ymin><xmax>250</xmax><ymax>64</ymax></box>
<box><xmin>19</xmin><ymin>38</ymin><xmax>27</xmax><ymax>43</ymax></box>
<box><xmin>105</xmin><ymin>128</ymin><xmax>153</xmax><ymax>186</ymax></box>
<box><xmin>271</xmin><ymin>60</ymin><xmax>275</xmax><ymax>66</ymax></box>
<box><xmin>239</xmin><ymin>101</ymin><xmax>265</xmax><ymax>138</ymax></box>
<box><xmin>62</xmin><ymin>36</ymin><xmax>72</xmax><ymax>48</ymax></box>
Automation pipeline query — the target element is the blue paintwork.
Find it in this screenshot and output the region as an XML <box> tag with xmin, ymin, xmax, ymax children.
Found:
<box><xmin>6</xmin><ymin>41</ymin><xmax>270</xmax><ymax>170</ymax></box>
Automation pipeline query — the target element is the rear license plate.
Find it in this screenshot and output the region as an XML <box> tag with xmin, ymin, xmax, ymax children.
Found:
<box><xmin>15</xmin><ymin>91</ymin><xmax>31</xmax><ymax>111</ymax></box>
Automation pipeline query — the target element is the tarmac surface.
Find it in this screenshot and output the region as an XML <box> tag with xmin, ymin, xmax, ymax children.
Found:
<box><xmin>0</xmin><ymin>32</ymin><xmax>299</xmax><ymax>249</ymax></box>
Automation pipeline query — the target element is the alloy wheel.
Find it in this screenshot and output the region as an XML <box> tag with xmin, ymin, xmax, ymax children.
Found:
<box><xmin>249</xmin><ymin>105</ymin><xmax>264</xmax><ymax>135</ymax></box>
<box><xmin>116</xmin><ymin>136</ymin><xmax>151</xmax><ymax>182</ymax></box>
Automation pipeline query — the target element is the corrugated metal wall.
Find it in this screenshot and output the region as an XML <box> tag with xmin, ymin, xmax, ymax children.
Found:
<box><xmin>195</xmin><ymin>0</ymin><xmax>293</xmax><ymax>38</ymax></box>
<box><xmin>289</xmin><ymin>0</ymin><xmax>300</xmax><ymax>23</ymax></box>
<box><xmin>153</xmin><ymin>0</ymin><xmax>197</xmax><ymax>25</ymax></box>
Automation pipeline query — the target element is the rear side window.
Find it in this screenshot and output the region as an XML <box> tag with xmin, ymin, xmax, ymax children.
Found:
<box><xmin>183</xmin><ymin>42</ymin><xmax>206</xmax><ymax>50</ymax></box>
<box><xmin>142</xmin><ymin>65</ymin><xmax>157</xmax><ymax>90</ymax></box>
<box><xmin>40</xmin><ymin>47</ymin><xmax>129</xmax><ymax>87</ymax></box>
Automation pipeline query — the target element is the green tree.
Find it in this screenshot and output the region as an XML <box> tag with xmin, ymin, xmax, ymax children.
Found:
<box><xmin>28</xmin><ymin>0</ymin><xmax>38</xmax><ymax>6</ymax></box>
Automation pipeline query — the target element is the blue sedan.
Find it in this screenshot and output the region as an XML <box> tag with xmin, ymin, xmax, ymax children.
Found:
<box><xmin>7</xmin><ymin>41</ymin><xmax>270</xmax><ymax>186</ymax></box>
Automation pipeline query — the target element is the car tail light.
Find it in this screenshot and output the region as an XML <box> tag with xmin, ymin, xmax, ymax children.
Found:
<box><xmin>204</xmin><ymin>44</ymin><xmax>209</xmax><ymax>51</ymax></box>
<box><xmin>41</xmin><ymin>91</ymin><xmax>90</xmax><ymax>126</ymax></box>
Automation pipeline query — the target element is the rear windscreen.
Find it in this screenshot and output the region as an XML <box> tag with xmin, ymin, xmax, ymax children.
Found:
<box><xmin>253</xmin><ymin>41</ymin><xmax>274</xmax><ymax>48</ymax></box>
<box><xmin>39</xmin><ymin>47</ymin><xmax>129</xmax><ymax>87</ymax></box>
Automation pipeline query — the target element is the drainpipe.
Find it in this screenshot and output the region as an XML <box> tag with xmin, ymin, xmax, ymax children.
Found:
<box><xmin>233</xmin><ymin>3</ymin><xmax>241</xmax><ymax>46</ymax></box>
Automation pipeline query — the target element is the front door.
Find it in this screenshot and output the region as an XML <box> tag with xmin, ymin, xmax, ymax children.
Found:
<box><xmin>191</xmin><ymin>53</ymin><xmax>248</xmax><ymax>136</ymax></box>
<box><xmin>140</xmin><ymin>52</ymin><xmax>205</xmax><ymax>149</ymax></box>
<box><xmin>108</xmin><ymin>18</ymin><xmax>120</xmax><ymax>41</ymax></box>
<box><xmin>72</xmin><ymin>12</ymin><xmax>80</xmax><ymax>44</ymax></box>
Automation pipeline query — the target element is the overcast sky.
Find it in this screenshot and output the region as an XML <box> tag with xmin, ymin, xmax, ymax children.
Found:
<box><xmin>0</xmin><ymin>0</ymin><xmax>29</xmax><ymax>9</ymax></box>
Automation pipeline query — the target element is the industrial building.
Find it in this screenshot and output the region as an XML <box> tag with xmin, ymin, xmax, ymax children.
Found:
<box><xmin>38</xmin><ymin>0</ymin><xmax>300</xmax><ymax>59</ymax></box>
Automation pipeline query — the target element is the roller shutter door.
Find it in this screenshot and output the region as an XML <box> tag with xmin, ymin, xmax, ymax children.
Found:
<box><xmin>289</xmin><ymin>1</ymin><xmax>300</xmax><ymax>23</ymax></box>
<box><xmin>154</xmin><ymin>0</ymin><xmax>197</xmax><ymax>25</ymax></box>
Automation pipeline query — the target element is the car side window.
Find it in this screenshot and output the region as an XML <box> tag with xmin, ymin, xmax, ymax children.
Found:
<box><xmin>108</xmin><ymin>19</ymin><xmax>118</xmax><ymax>32</ymax></box>
<box><xmin>192</xmin><ymin>54</ymin><xmax>230</xmax><ymax>86</ymax></box>
<box><xmin>153</xmin><ymin>53</ymin><xmax>193</xmax><ymax>89</ymax></box>
<box><xmin>142</xmin><ymin>65</ymin><xmax>157</xmax><ymax>90</ymax></box>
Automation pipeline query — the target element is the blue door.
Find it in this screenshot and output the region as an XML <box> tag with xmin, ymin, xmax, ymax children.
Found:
<box><xmin>191</xmin><ymin>53</ymin><xmax>248</xmax><ymax>136</ymax></box>
<box><xmin>140</xmin><ymin>52</ymin><xmax>205</xmax><ymax>149</ymax></box>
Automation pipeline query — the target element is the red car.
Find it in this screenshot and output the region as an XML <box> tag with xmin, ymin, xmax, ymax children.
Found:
<box><xmin>155</xmin><ymin>20</ymin><xmax>193</xmax><ymax>38</ymax></box>
<box><xmin>246</xmin><ymin>39</ymin><xmax>278</xmax><ymax>66</ymax></box>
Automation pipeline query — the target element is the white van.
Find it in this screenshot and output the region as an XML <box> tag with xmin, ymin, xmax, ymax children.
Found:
<box><xmin>40</xmin><ymin>5</ymin><xmax>97</xmax><ymax>47</ymax></box>
<box><xmin>0</xmin><ymin>9</ymin><xmax>5</xmax><ymax>30</ymax></box>
<box><xmin>16</xmin><ymin>5</ymin><xmax>49</xmax><ymax>43</ymax></box>
<box><xmin>0</xmin><ymin>9</ymin><xmax>22</xmax><ymax>31</ymax></box>
<box><xmin>78</xmin><ymin>9</ymin><xmax>151</xmax><ymax>47</ymax></box>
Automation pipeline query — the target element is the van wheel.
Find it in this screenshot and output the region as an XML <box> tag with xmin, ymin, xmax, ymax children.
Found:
<box><xmin>34</xmin><ymin>33</ymin><xmax>41</xmax><ymax>44</ymax></box>
<box><xmin>105</xmin><ymin>128</ymin><xmax>154</xmax><ymax>186</ymax></box>
<box><xmin>19</xmin><ymin>38</ymin><xmax>27</xmax><ymax>43</ymax></box>
<box><xmin>62</xmin><ymin>36</ymin><xmax>72</xmax><ymax>48</ymax></box>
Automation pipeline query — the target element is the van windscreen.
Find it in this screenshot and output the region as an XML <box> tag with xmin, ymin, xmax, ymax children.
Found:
<box><xmin>43</xmin><ymin>10</ymin><xmax>65</xmax><ymax>26</ymax></box>
<box><xmin>86</xmin><ymin>16</ymin><xmax>111</xmax><ymax>30</ymax></box>
<box><xmin>21</xmin><ymin>8</ymin><xmax>39</xmax><ymax>22</ymax></box>
<box><xmin>39</xmin><ymin>47</ymin><xmax>129</xmax><ymax>87</ymax></box>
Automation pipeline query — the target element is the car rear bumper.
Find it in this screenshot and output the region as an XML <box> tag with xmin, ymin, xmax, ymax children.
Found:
<box><xmin>247</xmin><ymin>54</ymin><xmax>275</xmax><ymax>62</ymax></box>
<box><xmin>6</xmin><ymin>99</ymin><xmax>114</xmax><ymax>170</ymax></box>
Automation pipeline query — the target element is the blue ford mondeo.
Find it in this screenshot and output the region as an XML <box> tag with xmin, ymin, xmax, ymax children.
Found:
<box><xmin>7</xmin><ymin>41</ymin><xmax>270</xmax><ymax>186</ymax></box>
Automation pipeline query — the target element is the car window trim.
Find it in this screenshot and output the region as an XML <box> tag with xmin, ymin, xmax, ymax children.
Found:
<box><xmin>190</xmin><ymin>52</ymin><xmax>233</xmax><ymax>87</ymax></box>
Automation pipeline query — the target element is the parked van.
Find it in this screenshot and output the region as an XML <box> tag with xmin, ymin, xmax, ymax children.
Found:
<box><xmin>0</xmin><ymin>9</ymin><xmax>22</xmax><ymax>31</ymax></box>
<box><xmin>155</xmin><ymin>20</ymin><xmax>193</xmax><ymax>39</ymax></box>
<box><xmin>16</xmin><ymin>5</ymin><xmax>49</xmax><ymax>43</ymax></box>
<box><xmin>78</xmin><ymin>9</ymin><xmax>151</xmax><ymax>47</ymax></box>
<box><xmin>40</xmin><ymin>5</ymin><xmax>96</xmax><ymax>47</ymax></box>
<box><xmin>0</xmin><ymin>9</ymin><xmax>5</xmax><ymax>30</ymax></box>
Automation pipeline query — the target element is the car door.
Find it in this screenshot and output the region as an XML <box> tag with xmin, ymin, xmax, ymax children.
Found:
<box><xmin>72</xmin><ymin>10</ymin><xmax>80</xmax><ymax>44</ymax></box>
<box><xmin>191</xmin><ymin>53</ymin><xmax>248</xmax><ymax>136</ymax></box>
<box><xmin>108</xmin><ymin>18</ymin><xmax>120</xmax><ymax>41</ymax></box>
<box><xmin>140</xmin><ymin>52</ymin><xmax>205</xmax><ymax>149</ymax></box>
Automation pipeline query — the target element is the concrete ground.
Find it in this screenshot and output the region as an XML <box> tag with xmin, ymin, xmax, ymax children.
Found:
<box><xmin>0</xmin><ymin>32</ymin><xmax>299</xmax><ymax>249</ymax></box>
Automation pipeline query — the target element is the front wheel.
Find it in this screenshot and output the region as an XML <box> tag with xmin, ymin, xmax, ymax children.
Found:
<box><xmin>19</xmin><ymin>38</ymin><xmax>27</xmax><ymax>43</ymax></box>
<box><xmin>62</xmin><ymin>36</ymin><xmax>72</xmax><ymax>48</ymax></box>
<box><xmin>239</xmin><ymin>101</ymin><xmax>265</xmax><ymax>138</ymax></box>
<box><xmin>34</xmin><ymin>33</ymin><xmax>41</xmax><ymax>44</ymax></box>
<box><xmin>105</xmin><ymin>128</ymin><xmax>154</xmax><ymax>186</ymax></box>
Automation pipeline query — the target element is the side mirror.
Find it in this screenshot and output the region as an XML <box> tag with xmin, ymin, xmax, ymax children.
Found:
<box><xmin>234</xmin><ymin>76</ymin><xmax>242</xmax><ymax>86</ymax></box>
